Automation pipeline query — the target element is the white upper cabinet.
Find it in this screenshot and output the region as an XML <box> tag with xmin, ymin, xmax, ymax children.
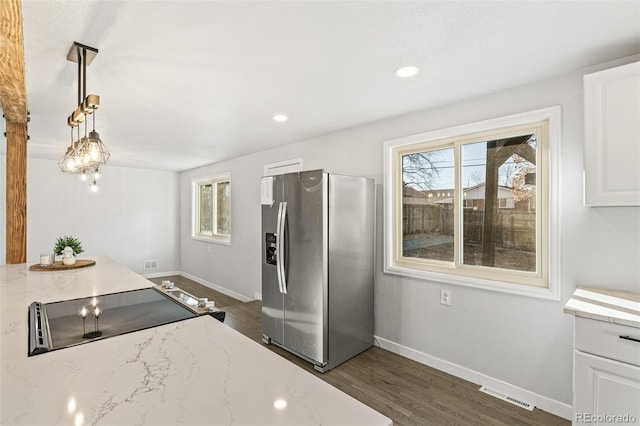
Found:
<box><xmin>584</xmin><ymin>61</ymin><xmax>640</xmax><ymax>206</ymax></box>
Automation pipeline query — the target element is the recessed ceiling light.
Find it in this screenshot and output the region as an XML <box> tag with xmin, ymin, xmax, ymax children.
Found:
<box><xmin>273</xmin><ymin>114</ymin><xmax>288</xmax><ymax>122</ymax></box>
<box><xmin>394</xmin><ymin>65</ymin><xmax>420</xmax><ymax>78</ymax></box>
<box><xmin>273</xmin><ymin>399</ymin><xmax>287</xmax><ymax>410</ymax></box>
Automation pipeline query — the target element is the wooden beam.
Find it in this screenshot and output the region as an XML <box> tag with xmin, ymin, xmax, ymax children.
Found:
<box><xmin>492</xmin><ymin>135</ymin><xmax>534</xmax><ymax>166</ymax></box>
<box><xmin>0</xmin><ymin>0</ymin><xmax>27</xmax><ymax>124</ymax></box>
<box><xmin>1</xmin><ymin>0</ymin><xmax>28</xmax><ymax>263</ymax></box>
<box><xmin>6</xmin><ymin>121</ymin><xmax>27</xmax><ymax>264</ymax></box>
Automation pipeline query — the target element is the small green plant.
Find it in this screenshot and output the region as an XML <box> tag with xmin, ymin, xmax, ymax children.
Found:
<box><xmin>54</xmin><ymin>236</ymin><xmax>84</xmax><ymax>256</ymax></box>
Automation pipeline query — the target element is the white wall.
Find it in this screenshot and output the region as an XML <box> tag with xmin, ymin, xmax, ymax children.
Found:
<box><xmin>0</xmin><ymin>157</ymin><xmax>180</xmax><ymax>274</ymax></box>
<box><xmin>0</xmin><ymin>152</ymin><xmax>5</xmax><ymax>263</ymax></box>
<box><xmin>179</xmin><ymin>55</ymin><xmax>640</xmax><ymax>414</ymax></box>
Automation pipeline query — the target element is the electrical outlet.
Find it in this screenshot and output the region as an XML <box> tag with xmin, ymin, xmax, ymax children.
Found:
<box><xmin>440</xmin><ymin>289</ymin><xmax>452</xmax><ymax>306</ymax></box>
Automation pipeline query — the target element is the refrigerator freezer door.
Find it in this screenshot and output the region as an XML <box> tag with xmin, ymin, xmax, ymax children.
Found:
<box><xmin>281</xmin><ymin>170</ymin><xmax>327</xmax><ymax>364</ymax></box>
<box><xmin>262</xmin><ymin>175</ymin><xmax>284</xmax><ymax>345</ymax></box>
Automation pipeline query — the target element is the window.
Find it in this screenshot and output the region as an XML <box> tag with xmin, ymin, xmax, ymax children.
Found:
<box><xmin>384</xmin><ymin>107</ymin><xmax>560</xmax><ymax>299</ymax></box>
<box><xmin>192</xmin><ymin>174</ymin><xmax>231</xmax><ymax>244</ymax></box>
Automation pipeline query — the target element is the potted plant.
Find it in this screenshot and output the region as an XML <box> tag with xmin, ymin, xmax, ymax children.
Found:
<box><xmin>54</xmin><ymin>236</ymin><xmax>84</xmax><ymax>259</ymax></box>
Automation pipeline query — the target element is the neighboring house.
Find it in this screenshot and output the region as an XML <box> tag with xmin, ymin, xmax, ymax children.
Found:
<box><xmin>458</xmin><ymin>183</ymin><xmax>516</xmax><ymax>210</ymax></box>
<box><xmin>402</xmin><ymin>186</ymin><xmax>453</xmax><ymax>206</ymax></box>
<box><xmin>403</xmin><ymin>183</ymin><xmax>526</xmax><ymax>210</ymax></box>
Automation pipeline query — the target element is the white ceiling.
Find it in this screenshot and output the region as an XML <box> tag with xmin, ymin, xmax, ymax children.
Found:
<box><xmin>6</xmin><ymin>1</ymin><xmax>640</xmax><ymax>172</ymax></box>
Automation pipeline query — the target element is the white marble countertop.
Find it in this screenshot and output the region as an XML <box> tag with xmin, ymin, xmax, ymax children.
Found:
<box><xmin>1</xmin><ymin>256</ymin><xmax>391</xmax><ymax>425</ymax></box>
<box><xmin>564</xmin><ymin>287</ymin><xmax>640</xmax><ymax>329</ymax></box>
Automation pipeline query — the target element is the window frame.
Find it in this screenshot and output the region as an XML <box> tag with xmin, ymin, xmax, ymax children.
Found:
<box><xmin>463</xmin><ymin>199</ymin><xmax>474</xmax><ymax>209</ymax></box>
<box><xmin>191</xmin><ymin>173</ymin><xmax>231</xmax><ymax>245</ymax></box>
<box><xmin>383</xmin><ymin>106</ymin><xmax>561</xmax><ymax>300</ymax></box>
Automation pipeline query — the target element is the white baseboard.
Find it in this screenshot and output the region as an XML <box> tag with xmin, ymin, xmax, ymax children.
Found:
<box><xmin>373</xmin><ymin>336</ymin><xmax>572</xmax><ymax>420</ymax></box>
<box><xmin>139</xmin><ymin>270</ymin><xmax>253</xmax><ymax>302</ymax></box>
<box><xmin>179</xmin><ymin>271</ymin><xmax>253</xmax><ymax>303</ymax></box>
<box><xmin>254</xmin><ymin>292</ymin><xmax>262</xmax><ymax>301</ymax></box>
<box><xmin>140</xmin><ymin>270</ymin><xmax>182</xmax><ymax>279</ymax></box>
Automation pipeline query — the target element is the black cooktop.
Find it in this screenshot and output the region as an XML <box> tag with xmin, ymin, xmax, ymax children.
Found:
<box><xmin>28</xmin><ymin>287</ymin><xmax>199</xmax><ymax>356</ymax></box>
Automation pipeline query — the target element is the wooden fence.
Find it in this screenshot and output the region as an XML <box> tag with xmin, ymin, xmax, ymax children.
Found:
<box><xmin>403</xmin><ymin>204</ymin><xmax>454</xmax><ymax>236</ymax></box>
<box><xmin>403</xmin><ymin>205</ymin><xmax>535</xmax><ymax>252</ymax></box>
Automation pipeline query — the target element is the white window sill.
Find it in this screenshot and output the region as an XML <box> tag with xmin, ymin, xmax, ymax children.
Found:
<box><xmin>383</xmin><ymin>264</ymin><xmax>560</xmax><ymax>301</ymax></box>
<box><xmin>191</xmin><ymin>235</ymin><xmax>231</xmax><ymax>246</ymax></box>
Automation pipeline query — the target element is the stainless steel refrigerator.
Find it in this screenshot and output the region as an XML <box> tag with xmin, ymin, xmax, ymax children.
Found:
<box><xmin>261</xmin><ymin>169</ymin><xmax>374</xmax><ymax>372</ymax></box>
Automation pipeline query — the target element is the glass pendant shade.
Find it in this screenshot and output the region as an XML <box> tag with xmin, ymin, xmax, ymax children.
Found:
<box><xmin>71</xmin><ymin>121</ymin><xmax>109</xmax><ymax>170</ymax></box>
<box><xmin>59</xmin><ymin>146</ymin><xmax>78</xmax><ymax>172</ymax></box>
<box><xmin>71</xmin><ymin>139</ymin><xmax>88</xmax><ymax>169</ymax></box>
<box><xmin>59</xmin><ymin>128</ymin><xmax>82</xmax><ymax>173</ymax></box>
<box><xmin>59</xmin><ymin>127</ymin><xmax>109</xmax><ymax>177</ymax></box>
<box><xmin>85</xmin><ymin>130</ymin><xmax>110</xmax><ymax>166</ymax></box>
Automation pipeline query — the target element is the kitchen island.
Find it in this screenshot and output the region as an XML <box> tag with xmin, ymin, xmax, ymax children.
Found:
<box><xmin>0</xmin><ymin>257</ymin><xmax>391</xmax><ymax>425</ymax></box>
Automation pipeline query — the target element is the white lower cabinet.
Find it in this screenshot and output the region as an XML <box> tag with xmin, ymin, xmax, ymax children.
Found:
<box><xmin>572</xmin><ymin>317</ymin><xmax>640</xmax><ymax>425</ymax></box>
<box><xmin>574</xmin><ymin>351</ymin><xmax>640</xmax><ymax>425</ymax></box>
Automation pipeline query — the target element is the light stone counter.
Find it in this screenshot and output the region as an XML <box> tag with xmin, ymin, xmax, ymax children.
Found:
<box><xmin>563</xmin><ymin>287</ymin><xmax>640</xmax><ymax>329</ymax></box>
<box><xmin>1</xmin><ymin>256</ymin><xmax>391</xmax><ymax>425</ymax></box>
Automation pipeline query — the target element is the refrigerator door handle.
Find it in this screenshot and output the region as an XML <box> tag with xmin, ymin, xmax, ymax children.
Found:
<box><xmin>277</xmin><ymin>201</ymin><xmax>288</xmax><ymax>294</ymax></box>
<box><xmin>276</xmin><ymin>202</ymin><xmax>283</xmax><ymax>294</ymax></box>
<box><xmin>276</xmin><ymin>201</ymin><xmax>288</xmax><ymax>294</ymax></box>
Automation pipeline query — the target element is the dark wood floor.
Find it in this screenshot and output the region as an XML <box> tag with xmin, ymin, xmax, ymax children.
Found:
<box><xmin>149</xmin><ymin>275</ymin><xmax>570</xmax><ymax>426</ymax></box>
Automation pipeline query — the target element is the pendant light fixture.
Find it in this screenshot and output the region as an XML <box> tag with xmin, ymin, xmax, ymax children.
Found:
<box><xmin>59</xmin><ymin>42</ymin><xmax>108</xmax><ymax>192</ymax></box>
<box><xmin>58</xmin><ymin>127</ymin><xmax>78</xmax><ymax>172</ymax></box>
<box><xmin>80</xmin><ymin>110</ymin><xmax>110</xmax><ymax>167</ymax></box>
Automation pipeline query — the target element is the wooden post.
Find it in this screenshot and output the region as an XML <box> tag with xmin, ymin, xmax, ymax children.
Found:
<box><xmin>482</xmin><ymin>142</ymin><xmax>499</xmax><ymax>267</ymax></box>
<box><xmin>480</xmin><ymin>136</ymin><xmax>536</xmax><ymax>267</ymax></box>
<box><xmin>1</xmin><ymin>0</ymin><xmax>28</xmax><ymax>263</ymax></box>
<box><xmin>6</xmin><ymin>122</ymin><xmax>27</xmax><ymax>263</ymax></box>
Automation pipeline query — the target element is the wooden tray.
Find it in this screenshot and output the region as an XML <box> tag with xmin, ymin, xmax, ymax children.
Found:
<box><xmin>29</xmin><ymin>259</ymin><xmax>96</xmax><ymax>271</ymax></box>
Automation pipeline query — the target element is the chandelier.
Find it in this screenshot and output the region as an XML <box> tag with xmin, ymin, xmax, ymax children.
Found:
<box><xmin>58</xmin><ymin>42</ymin><xmax>109</xmax><ymax>192</ymax></box>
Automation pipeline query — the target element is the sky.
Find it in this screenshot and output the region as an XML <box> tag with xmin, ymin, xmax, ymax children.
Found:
<box><xmin>403</xmin><ymin>138</ymin><xmax>535</xmax><ymax>190</ymax></box>
<box><xmin>405</xmin><ymin>142</ymin><xmax>489</xmax><ymax>190</ymax></box>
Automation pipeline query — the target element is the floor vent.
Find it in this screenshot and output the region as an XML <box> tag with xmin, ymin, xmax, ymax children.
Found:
<box><xmin>479</xmin><ymin>386</ymin><xmax>534</xmax><ymax>411</ymax></box>
<box><xmin>143</xmin><ymin>259</ymin><xmax>158</xmax><ymax>271</ymax></box>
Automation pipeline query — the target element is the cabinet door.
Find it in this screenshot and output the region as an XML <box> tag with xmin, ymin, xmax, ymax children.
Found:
<box><xmin>584</xmin><ymin>61</ymin><xmax>640</xmax><ymax>206</ymax></box>
<box><xmin>574</xmin><ymin>351</ymin><xmax>640</xmax><ymax>425</ymax></box>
